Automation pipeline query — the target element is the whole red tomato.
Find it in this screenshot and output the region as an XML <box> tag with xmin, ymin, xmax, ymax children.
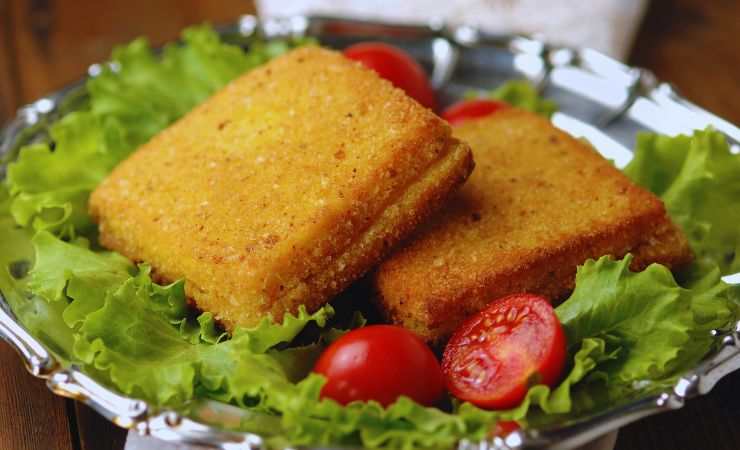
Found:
<box><xmin>344</xmin><ymin>42</ymin><xmax>436</xmax><ymax>110</ymax></box>
<box><xmin>442</xmin><ymin>293</ymin><xmax>566</xmax><ymax>410</ymax></box>
<box><xmin>313</xmin><ymin>325</ymin><xmax>444</xmax><ymax>407</ymax></box>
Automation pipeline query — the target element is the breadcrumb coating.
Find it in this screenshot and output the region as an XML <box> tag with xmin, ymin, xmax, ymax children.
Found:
<box><xmin>374</xmin><ymin>110</ymin><xmax>692</xmax><ymax>344</ymax></box>
<box><xmin>89</xmin><ymin>46</ymin><xmax>473</xmax><ymax>330</ymax></box>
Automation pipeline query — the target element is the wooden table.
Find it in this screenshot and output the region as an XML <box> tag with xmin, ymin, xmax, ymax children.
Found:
<box><xmin>1</xmin><ymin>0</ymin><xmax>738</xmax><ymax>449</ymax></box>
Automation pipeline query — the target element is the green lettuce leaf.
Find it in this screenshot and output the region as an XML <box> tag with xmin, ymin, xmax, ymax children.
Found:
<box><xmin>554</xmin><ymin>254</ymin><xmax>737</xmax><ymax>410</ymax></box>
<box><xmin>273</xmin><ymin>384</ymin><xmax>488</xmax><ymax>450</ymax></box>
<box><xmin>13</xmin><ymin>230</ymin><xmax>504</xmax><ymax>448</ymax></box>
<box><xmin>506</xmin><ymin>337</ymin><xmax>614</xmax><ymax>423</ymax></box>
<box><xmin>28</xmin><ymin>230</ymin><xmax>132</xmax><ymax>303</ymax></box>
<box><xmin>6</xmin><ymin>112</ymin><xmax>124</xmax><ymax>235</ymax></box>
<box><xmin>87</xmin><ymin>26</ymin><xmax>255</xmax><ymax>149</ymax></box>
<box><xmin>21</xmin><ymin>231</ymin><xmax>333</xmax><ymax>404</ymax></box>
<box><xmin>468</xmin><ymin>80</ymin><xmax>557</xmax><ymax>117</ymax></box>
<box><xmin>624</xmin><ymin>129</ymin><xmax>740</xmax><ymax>274</ymax></box>
<box><xmin>0</xmin><ymin>187</ymin><xmax>77</xmax><ymax>361</ymax></box>
<box><xmin>234</xmin><ymin>305</ymin><xmax>335</xmax><ymax>354</ymax></box>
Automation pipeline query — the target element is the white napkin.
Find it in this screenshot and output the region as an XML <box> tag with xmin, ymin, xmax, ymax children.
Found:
<box><xmin>258</xmin><ymin>0</ymin><xmax>648</xmax><ymax>60</ymax></box>
<box><xmin>126</xmin><ymin>1</ymin><xmax>647</xmax><ymax>448</ymax></box>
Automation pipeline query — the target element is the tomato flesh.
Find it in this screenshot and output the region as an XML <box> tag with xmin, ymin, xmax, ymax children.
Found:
<box><xmin>441</xmin><ymin>99</ymin><xmax>509</xmax><ymax>125</ymax></box>
<box><xmin>344</xmin><ymin>42</ymin><xmax>436</xmax><ymax>110</ymax></box>
<box><xmin>314</xmin><ymin>325</ymin><xmax>444</xmax><ymax>407</ymax></box>
<box><xmin>442</xmin><ymin>293</ymin><xmax>566</xmax><ymax>410</ymax></box>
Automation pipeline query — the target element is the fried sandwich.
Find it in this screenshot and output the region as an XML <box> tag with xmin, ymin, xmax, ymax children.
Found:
<box><xmin>89</xmin><ymin>46</ymin><xmax>474</xmax><ymax>331</ymax></box>
<box><xmin>374</xmin><ymin>109</ymin><xmax>692</xmax><ymax>344</ymax></box>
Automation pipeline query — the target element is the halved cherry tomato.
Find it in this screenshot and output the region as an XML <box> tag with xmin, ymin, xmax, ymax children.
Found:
<box><xmin>344</xmin><ymin>42</ymin><xmax>436</xmax><ymax>110</ymax></box>
<box><xmin>442</xmin><ymin>293</ymin><xmax>566</xmax><ymax>410</ymax></box>
<box><xmin>441</xmin><ymin>99</ymin><xmax>509</xmax><ymax>125</ymax></box>
<box><xmin>314</xmin><ymin>325</ymin><xmax>444</xmax><ymax>407</ymax></box>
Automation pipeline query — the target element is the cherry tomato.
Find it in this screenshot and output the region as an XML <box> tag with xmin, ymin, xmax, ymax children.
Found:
<box><xmin>492</xmin><ymin>420</ymin><xmax>520</xmax><ymax>437</ymax></box>
<box><xmin>344</xmin><ymin>42</ymin><xmax>436</xmax><ymax>110</ymax></box>
<box><xmin>313</xmin><ymin>325</ymin><xmax>444</xmax><ymax>407</ymax></box>
<box><xmin>441</xmin><ymin>99</ymin><xmax>509</xmax><ymax>125</ymax></box>
<box><xmin>442</xmin><ymin>293</ymin><xmax>566</xmax><ymax>410</ymax></box>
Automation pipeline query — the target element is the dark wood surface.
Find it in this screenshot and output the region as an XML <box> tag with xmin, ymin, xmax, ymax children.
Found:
<box><xmin>0</xmin><ymin>1</ymin><xmax>738</xmax><ymax>449</ymax></box>
<box><xmin>0</xmin><ymin>344</ymin><xmax>74</xmax><ymax>450</ymax></box>
<box><xmin>629</xmin><ymin>0</ymin><xmax>740</xmax><ymax>125</ymax></box>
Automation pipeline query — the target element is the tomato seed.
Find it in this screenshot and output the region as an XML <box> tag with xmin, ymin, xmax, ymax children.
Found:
<box><xmin>519</xmin><ymin>307</ymin><xmax>530</xmax><ymax>320</ymax></box>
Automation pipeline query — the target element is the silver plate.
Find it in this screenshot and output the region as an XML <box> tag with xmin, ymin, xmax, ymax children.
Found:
<box><xmin>1</xmin><ymin>15</ymin><xmax>740</xmax><ymax>450</ymax></box>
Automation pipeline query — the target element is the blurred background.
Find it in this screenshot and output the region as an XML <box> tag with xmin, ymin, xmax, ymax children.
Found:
<box><xmin>1</xmin><ymin>1</ymin><xmax>739</xmax><ymax>450</ymax></box>
<box><xmin>1</xmin><ymin>0</ymin><xmax>739</xmax><ymax>125</ymax></box>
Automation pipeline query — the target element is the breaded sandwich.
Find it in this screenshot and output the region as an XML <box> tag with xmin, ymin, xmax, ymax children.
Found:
<box><xmin>374</xmin><ymin>109</ymin><xmax>692</xmax><ymax>344</ymax></box>
<box><xmin>89</xmin><ymin>46</ymin><xmax>473</xmax><ymax>331</ymax></box>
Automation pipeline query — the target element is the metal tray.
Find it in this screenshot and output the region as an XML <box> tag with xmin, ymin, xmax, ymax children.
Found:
<box><xmin>1</xmin><ymin>15</ymin><xmax>740</xmax><ymax>450</ymax></box>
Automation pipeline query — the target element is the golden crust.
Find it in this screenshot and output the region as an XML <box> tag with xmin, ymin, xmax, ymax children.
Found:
<box><xmin>374</xmin><ymin>109</ymin><xmax>692</xmax><ymax>344</ymax></box>
<box><xmin>89</xmin><ymin>46</ymin><xmax>473</xmax><ymax>330</ymax></box>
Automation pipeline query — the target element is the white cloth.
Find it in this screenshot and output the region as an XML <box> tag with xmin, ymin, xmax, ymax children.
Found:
<box><xmin>257</xmin><ymin>0</ymin><xmax>648</xmax><ymax>59</ymax></box>
<box><xmin>126</xmin><ymin>1</ymin><xmax>646</xmax><ymax>448</ymax></box>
